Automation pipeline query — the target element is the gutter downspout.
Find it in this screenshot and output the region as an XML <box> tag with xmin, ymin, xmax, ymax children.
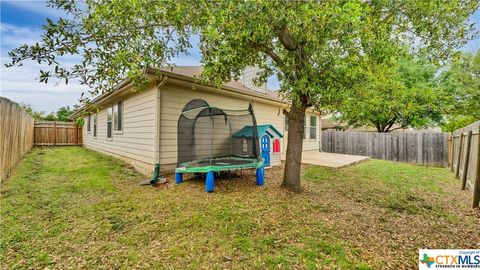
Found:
<box><xmin>146</xmin><ymin>75</ymin><xmax>168</xmax><ymax>185</ymax></box>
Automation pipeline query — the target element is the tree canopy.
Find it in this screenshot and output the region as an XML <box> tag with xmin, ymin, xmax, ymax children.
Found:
<box><xmin>333</xmin><ymin>54</ymin><xmax>443</xmax><ymax>132</ymax></box>
<box><xmin>7</xmin><ymin>0</ymin><xmax>479</xmax><ymax>192</ymax></box>
<box><xmin>438</xmin><ymin>50</ymin><xmax>480</xmax><ymax>131</ymax></box>
<box><xmin>8</xmin><ymin>1</ymin><xmax>478</xmax><ymax>106</ymax></box>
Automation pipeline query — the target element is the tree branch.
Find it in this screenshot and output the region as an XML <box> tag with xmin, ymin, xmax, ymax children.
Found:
<box><xmin>252</xmin><ymin>43</ymin><xmax>283</xmax><ymax>67</ymax></box>
<box><xmin>384</xmin><ymin>118</ymin><xmax>397</xmax><ymax>132</ymax></box>
<box><xmin>389</xmin><ymin>126</ymin><xmax>405</xmax><ymax>132</ymax></box>
<box><xmin>277</xmin><ymin>24</ymin><xmax>297</xmax><ymax>51</ymax></box>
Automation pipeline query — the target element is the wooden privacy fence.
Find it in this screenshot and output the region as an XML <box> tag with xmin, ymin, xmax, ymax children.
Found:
<box><xmin>0</xmin><ymin>97</ymin><xmax>34</xmax><ymax>181</ymax></box>
<box><xmin>450</xmin><ymin>120</ymin><xmax>480</xmax><ymax>208</ymax></box>
<box><xmin>321</xmin><ymin>131</ymin><xmax>449</xmax><ymax>167</ymax></box>
<box><xmin>34</xmin><ymin>121</ymin><xmax>82</xmax><ymax>146</ymax></box>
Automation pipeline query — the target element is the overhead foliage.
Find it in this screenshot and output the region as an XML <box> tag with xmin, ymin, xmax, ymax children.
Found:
<box><xmin>438</xmin><ymin>50</ymin><xmax>480</xmax><ymax>132</ymax></box>
<box><xmin>7</xmin><ymin>1</ymin><xmax>478</xmax><ymax>107</ymax></box>
<box><xmin>7</xmin><ymin>0</ymin><xmax>479</xmax><ymax>191</ymax></box>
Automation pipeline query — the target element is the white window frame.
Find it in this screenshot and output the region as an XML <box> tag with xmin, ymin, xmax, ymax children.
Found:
<box><xmin>309</xmin><ymin>115</ymin><xmax>317</xmax><ymax>141</ymax></box>
<box><xmin>93</xmin><ymin>113</ymin><xmax>97</xmax><ymax>138</ymax></box>
<box><xmin>87</xmin><ymin>115</ymin><xmax>91</xmax><ymax>133</ymax></box>
<box><xmin>107</xmin><ymin>106</ymin><xmax>113</xmax><ymax>140</ymax></box>
<box><xmin>113</xmin><ymin>101</ymin><xmax>123</xmax><ymax>134</ymax></box>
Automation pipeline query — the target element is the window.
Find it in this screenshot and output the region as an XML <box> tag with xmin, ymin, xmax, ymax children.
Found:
<box><xmin>107</xmin><ymin>107</ymin><xmax>113</xmax><ymax>138</ymax></box>
<box><xmin>114</xmin><ymin>101</ymin><xmax>122</xmax><ymax>131</ymax></box>
<box><xmin>87</xmin><ymin>115</ymin><xmax>91</xmax><ymax>132</ymax></box>
<box><xmin>284</xmin><ymin>115</ymin><xmax>288</xmax><ymax>131</ymax></box>
<box><xmin>310</xmin><ymin>115</ymin><xmax>317</xmax><ymax>140</ymax></box>
<box><xmin>241</xmin><ymin>138</ymin><xmax>248</xmax><ymax>153</ymax></box>
<box><xmin>93</xmin><ymin>114</ymin><xmax>97</xmax><ymax>137</ymax></box>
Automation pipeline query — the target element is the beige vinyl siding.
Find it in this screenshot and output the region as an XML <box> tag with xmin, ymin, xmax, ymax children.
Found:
<box><xmin>81</xmin><ymin>77</ymin><xmax>321</xmax><ymax>174</ymax></box>
<box><xmin>158</xmin><ymin>82</ymin><xmax>321</xmax><ymax>169</ymax></box>
<box><xmin>83</xmin><ymin>86</ymin><xmax>157</xmax><ymax>175</ymax></box>
<box><xmin>242</xmin><ymin>67</ymin><xmax>267</xmax><ymax>92</ymax></box>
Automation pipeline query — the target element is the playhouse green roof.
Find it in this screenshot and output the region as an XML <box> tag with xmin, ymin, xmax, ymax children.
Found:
<box><xmin>232</xmin><ymin>125</ymin><xmax>284</xmax><ymax>138</ymax></box>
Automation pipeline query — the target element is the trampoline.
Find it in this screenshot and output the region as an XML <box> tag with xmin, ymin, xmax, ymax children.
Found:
<box><xmin>175</xmin><ymin>99</ymin><xmax>264</xmax><ymax>192</ymax></box>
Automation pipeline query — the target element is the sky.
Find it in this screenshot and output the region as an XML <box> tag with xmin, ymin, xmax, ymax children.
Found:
<box><xmin>1</xmin><ymin>1</ymin><xmax>479</xmax><ymax>112</ymax></box>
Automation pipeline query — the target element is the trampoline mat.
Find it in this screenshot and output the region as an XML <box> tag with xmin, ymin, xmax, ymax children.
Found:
<box><xmin>176</xmin><ymin>156</ymin><xmax>263</xmax><ymax>173</ymax></box>
<box><xmin>196</xmin><ymin>158</ymin><xmax>255</xmax><ymax>167</ymax></box>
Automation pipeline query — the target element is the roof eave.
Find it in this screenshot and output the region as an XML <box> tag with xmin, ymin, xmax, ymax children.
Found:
<box><xmin>152</xmin><ymin>68</ymin><xmax>285</xmax><ymax>105</ymax></box>
<box><xmin>70</xmin><ymin>67</ymin><xmax>318</xmax><ymax>120</ymax></box>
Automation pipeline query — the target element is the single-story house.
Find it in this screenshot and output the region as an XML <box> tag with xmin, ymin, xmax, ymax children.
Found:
<box><xmin>70</xmin><ymin>66</ymin><xmax>322</xmax><ymax>177</ymax></box>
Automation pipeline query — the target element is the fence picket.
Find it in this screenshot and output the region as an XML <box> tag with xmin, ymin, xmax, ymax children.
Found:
<box><xmin>33</xmin><ymin>121</ymin><xmax>82</xmax><ymax>146</ymax></box>
<box><xmin>472</xmin><ymin>127</ymin><xmax>480</xmax><ymax>208</ymax></box>
<box><xmin>450</xmin><ymin>121</ymin><xmax>480</xmax><ymax>208</ymax></box>
<box><xmin>321</xmin><ymin>131</ymin><xmax>448</xmax><ymax>167</ymax></box>
<box><xmin>0</xmin><ymin>98</ymin><xmax>34</xmax><ymax>181</ymax></box>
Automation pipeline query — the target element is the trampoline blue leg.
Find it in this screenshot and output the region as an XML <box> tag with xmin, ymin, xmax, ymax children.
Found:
<box><xmin>206</xmin><ymin>171</ymin><xmax>214</xmax><ymax>192</ymax></box>
<box><xmin>175</xmin><ymin>172</ymin><xmax>183</xmax><ymax>184</ymax></box>
<box><xmin>256</xmin><ymin>166</ymin><xmax>264</xmax><ymax>186</ymax></box>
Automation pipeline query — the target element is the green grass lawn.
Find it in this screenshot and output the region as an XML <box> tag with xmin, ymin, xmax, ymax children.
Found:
<box><xmin>1</xmin><ymin>147</ymin><xmax>479</xmax><ymax>269</ymax></box>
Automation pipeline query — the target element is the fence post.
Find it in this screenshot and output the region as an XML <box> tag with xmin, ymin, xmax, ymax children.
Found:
<box><xmin>53</xmin><ymin>121</ymin><xmax>56</xmax><ymax>146</ymax></box>
<box><xmin>455</xmin><ymin>133</ymin><xmax>464</xmax><ymax>179</ymax></box>
<box><xmin>461</xmin><ymin>130</ymin><xmax>473</xmax><ymax>190</ymax></box>
<box><xmin>473</xmin><ymin>127</ymin><xmax>480</xmax><ymax>208</ymax></box>
<box><xmin>75</xmin><ymin>124</ymin><xmax>78</xmax><ymax>146</ymax></box>
<box><xmin>449</xmin><ymin>133</ymin><xmax>454</xmax><ymax>171</ymax></box>
<box><xmin>417</xmin><ymin>132</ymin><xmax>423</xmax><ymax>165</ymax></box>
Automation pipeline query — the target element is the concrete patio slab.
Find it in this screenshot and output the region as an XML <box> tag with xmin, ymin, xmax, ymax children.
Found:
<box><xmin>282</xmin><ymin>151</ymin><xmax>370</xmax><ymax>169</ymax></box>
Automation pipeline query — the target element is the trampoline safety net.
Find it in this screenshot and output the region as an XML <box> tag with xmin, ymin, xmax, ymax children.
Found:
<box><xmin>177</xmin><ymin>99</ymin><xmax>262</xmax><ymax>171</ymax></box>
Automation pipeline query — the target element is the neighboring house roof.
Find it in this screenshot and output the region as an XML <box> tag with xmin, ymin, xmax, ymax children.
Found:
<box><xmin>321</xmin><ymin>117</ymin><xmax>345</xmax><ymax>130</ymax></box>
<box><xmin>232</xmin><ymin>124</ymin><xmax>284</xmax><ymax>139</ymax></box>
<box><xmin>70</xmin><ymin>66</ymin><xmax>286</xmax><ymax>119</ymax></box>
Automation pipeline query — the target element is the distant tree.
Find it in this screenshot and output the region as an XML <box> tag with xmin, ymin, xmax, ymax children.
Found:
<box><xmin>439</xmin><ymin>50</ymin><xmax>480</xmax><ymax>132</ymax></box>
<box><xmin>20</xmin><ymin>103</ymin><xmax>47</xmax><ymax>120</ymax></box>
<box><xmin>44</xmin><ymin>113</ymin><xmax>57</xmax><ymax>121</ymax></box>
<box><xmin>334</xmin><ymin>54</ymin><xmax>443</xmax><ymax>132</ymax></box>
<box><xmin>7</xmin><ymin>0</ymin><xmax>478</xmax><ymax>192</ymax></box>
<box><xmin>55</xmin><ymin>106</ymin><xmax>74</xmax><ymax>122</ymax></box>
<box><xmin>20</xmin><ymin>103</ymin><xmax>74</xmax><ymax>122</ymax></box>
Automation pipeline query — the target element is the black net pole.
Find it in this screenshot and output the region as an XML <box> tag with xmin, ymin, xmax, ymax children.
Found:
<box><xmin>227</xmin><ymin>115</ymin><xmax>232</xmax><ymax>161</ymax></box>
<box><xmin>249</xmin><ymin>102</ymin><xmax>260</xmax><ymax>159</ymax></box>
<box><xmin>209</xmin><ymin>107</ymin><xmax>213</xmax><ymax>165</ymax></box>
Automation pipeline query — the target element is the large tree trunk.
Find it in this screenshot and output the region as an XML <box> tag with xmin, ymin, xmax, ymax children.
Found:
<box><xmin>282</xmin><ymin>102</ymin><xmax>307</xmax><ymax>193</ymax></box>
<box><xmin>375</xmin><ymin>123</ymin><xmax>394</xmax><ymax>133</ymax></box>
<box><xmin>375</xmin><ymin>118</ymin><xmax>397</xmax><ymax>133</ymax></box>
